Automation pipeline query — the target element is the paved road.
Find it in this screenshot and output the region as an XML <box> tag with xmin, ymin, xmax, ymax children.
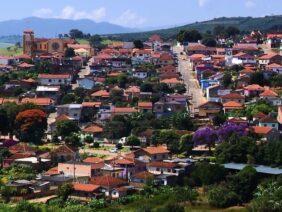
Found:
<box><xmin>173</xmin><ymin>46</ymin><xmax>206</xmax><ymax>113</ymax></box>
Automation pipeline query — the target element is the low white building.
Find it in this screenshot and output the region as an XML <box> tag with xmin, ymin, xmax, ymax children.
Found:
<box><xmin>57</xmin><ymin>104</ymin><xmax>82</xmax><ymax>121</ymax></box>
<box><xmin>38</xmin><ymin>74</ymin><xmax>72</xmax><ymax>86</ymax></box>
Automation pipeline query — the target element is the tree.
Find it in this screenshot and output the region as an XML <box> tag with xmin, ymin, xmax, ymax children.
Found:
<box><xmin>225</xmin><ymin>26</ymin><xmax>240</xmax><ymax>37</ymax></box>
<box><xmin>216</xmin><ymin>122</ymin><xmax>248</xmax><ymax>143</ymax></box>
<box><xmin>222</xmin><ymin>71</ymin><xmax>232</xmax><ymax>88</ymax></box>
<box><xmin>250</xmin><ymin>72</ymin><xmax>265</xmax><ymax>86</ymax></box>
<box><xmin>57</xmin><ymin>183</ymin><xmax>73</xmax><ymax>201</ymax></box>
<box><xmin>84</xmin><ymin>135</ymin><xmax>94</xmax><ymax>144</ymax></box>
<box><xmin>3</xmin><ymin>164</ymin><xmax>36</xmax><ymax>181</ymax></box>
<box><xmin>110</xmin><ymin>89</ymin><xmax>124</xmax><ymax>104</ymax></box>
<box><xmin>133</xmin><ymin>40</ymin><xmax>144</xmax><ymax>49</ymax></box>
<box><xmin>65</xmin><ymin>133</ymin><xmax>81</xmax><ymax>147</ymax></box>
<box><xmin>177</xmin><ymin>29</ymin><xmax>202</xmax><ymax>44</ymax></box>
<box><xmin>193</xmin><ymin>126</ymin><xmax>218</xmax><ymax>152</ymax></box>
<box><xmin>15</xmin><ymin>109</ymin><xmax>47</xmax><ymax>144</ymax></box>
<box><xmin>69</xmin><ymin>29</ymin><xmax>84</xmax><ymax>39</ymax></box>
<box><xmin>56</xmin><ymin>120</ymin><xmax>80</xmax><ymax>139</ymax></box>
<box><xmin>61</xmin><ymin>93</ymin><xmax>76</xmax><ymax>104</ymax></box>
<box><xmin>0</xmin><ymin>148</ymin><xmax>10</xmax><ymax>168</ymax></box>
<box><xmin>0</xmin><ymin>185</ymin><xmax>15</xmax><ymax>203</ymax></box>
<box><xmin>271</xmin><ymin>74</ymin><xmax>282</xmax><ymax>87</ymax></box>
<box><xmin>227</xmin><ymin>165</ymin><xmax>258</xmax><ymax>203</ymax></box>
<box><xmin>89</xmin><ymin>34</ymin><xmax>104</xmax><ymax>50</ymax></box>
<box><xmin>212</xmin><ymin>113</ymin><xmax>226</xmax><ymax>126</ymax></box>
<box><xmin>250</xmin><ymin>180</ymin><xmax>282</xmax><ymax>212</ymax></box>
<box><xmin>174</xmin><ymin>84</ymin><xmax>186</xmax><ymax>94</ymax></box>
<box><xmin>191</xmin><ymin>162</ymin><xmax>226</xmax><ymax>186</ymax></box>
<box><xmin>126</xmin><ymin>135</ymin><xmax>141</xmax><ymax>147</ymax></box>
<box><xmin>140</xmin><ymin>82</ymin><xmax>153</xmax><ymax>92</ymax></box>
<box><xmin>208</xmin><ymin>184</ymin><xmax>240</xmax><ymax>208</ymax></box>
<box><xmin>65</xmin><ymin>47</ymin><xmax>75</xmax><ymax>58</ymax></box>
<box><xmin>159</xmin><ymin>130</ymin><xmax>180</xmax><ymax>154</ymax></box>
<box><xmin>14</xmin><ymin>200</ymin><xmax>41</xmax><ymax>212</ymax></box>
<box><xmin>213</xmin><ymin>25</ymin><xmax>226</xmax><ymax>37</ymax></box>
<box><xmin>202</xmin><ymin>37</ymin><xmax>217</xmax><ymax>47</ymax></box>
<box><xmin>172</xmin><ymin>112</ymin><xmax>193</xmax><ymax>130</ymax></box>
<box><xmin>0</xmin><ymin>108</ymin><xmax>8</xmax><ymax>136</ymax></box>
<box><xmin>179</xmin><ymin>134</ymin><xmax>194</xmax><ymax>155</ymax></box>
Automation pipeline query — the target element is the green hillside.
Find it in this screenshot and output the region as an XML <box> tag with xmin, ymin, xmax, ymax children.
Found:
<box><xmin>109</xmin><ymin>15</ymin><xmax>282</xmax><ymax>41</ymax></box>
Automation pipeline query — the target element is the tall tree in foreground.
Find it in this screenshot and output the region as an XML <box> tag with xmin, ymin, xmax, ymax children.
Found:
<box><xmin>15</xmin><ymin>109</ymin><xmax>47</xmax><ymax>144</ymax></box>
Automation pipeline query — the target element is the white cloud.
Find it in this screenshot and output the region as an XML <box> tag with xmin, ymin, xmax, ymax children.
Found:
<box><xmin>245</xmin><ymin>0</ymin><xmax>255</xmax><ymax>8</ymax></box>
<box><xmin>33</xmin><ymin>8</ymin><xmax>53</xmax><ymax>18</ymax></box>
<box><xmin>34</xmin><ymin>6</ymin><xmax>106</xmax><ymax>22</ymax></box>
<box><xmin>198</xmin><ymin>0</ymin><xmax>209</xmax><ymax>7</ymax></box>
<box><xmin>113</xmin><ymin>10</ymin><xmax>146</xmax><ymax>27</ymax></box>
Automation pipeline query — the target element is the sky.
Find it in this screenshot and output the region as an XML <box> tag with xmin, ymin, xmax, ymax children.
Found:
<box><xmin>0</xmin><ymin>0</ymin><xmax>281</xmax><ymax>28</ymax></box>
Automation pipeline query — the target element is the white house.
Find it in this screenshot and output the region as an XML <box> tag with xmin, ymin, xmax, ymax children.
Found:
<box><xmin>146</xmin><ymin>161</ymin><xmax>182</xmax><ymax>177</ymax></box>
<box><xmin>38</xmin><ymin>74</ymin><xmax>72</xmax><ymax>86</ymax></box>
<box><xmin>57</xmin><ymin>104</ymin><xmax>82</xmax><ymax>121</ymax></box>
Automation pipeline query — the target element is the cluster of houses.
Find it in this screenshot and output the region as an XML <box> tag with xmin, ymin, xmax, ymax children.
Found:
<box><xmin>2</xmin><ymin>141</ymin><xmax>192</xmax><ymax>201</ymax></box>
<box><xmin>0</xmin><ymin>32</ymin><xmax>194</xmax><ymax>201</ymax></box>
<box><xmin>185</xmin><ymin>32</ymin><xmax>282</xmax><ymax>141</ymax></box>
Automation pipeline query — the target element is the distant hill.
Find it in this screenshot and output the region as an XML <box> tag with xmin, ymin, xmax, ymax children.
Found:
<box><xmin>0</xmin><ymin>17</ymin><xmax>136</xmax><ymax>38</ymax></box>
<box><xmin>109</xmin><ymin>15</ymin><xmax>282</xmax><ymax>41</ymax></box>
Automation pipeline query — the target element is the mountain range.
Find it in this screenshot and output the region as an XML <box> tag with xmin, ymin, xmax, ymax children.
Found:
<box><xmin>0</xmin><ymin>15</ymin><xmax>281</xmax><ymax>44</ymax></box>
<box><xmin>0</xmin><ymin>17</ymin><xmax>136</xmax><ymax>38</ymax></box>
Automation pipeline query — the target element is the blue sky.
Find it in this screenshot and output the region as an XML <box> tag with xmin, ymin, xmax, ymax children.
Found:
<box><xmin>1</xmin><ymin>0</ymin><xmax>281</xmax><ymax>28</ymax></box>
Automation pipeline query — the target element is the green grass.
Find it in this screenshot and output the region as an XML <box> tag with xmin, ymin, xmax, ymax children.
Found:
<box><xmin>77</xmin><ymin>39</ymin><xmax>89</xmax><ymax>45</ymax></box>
<box><xmin>0</xmin><ymin>46</ymin><xmax>23</xmax><ymax>56</ymax></box>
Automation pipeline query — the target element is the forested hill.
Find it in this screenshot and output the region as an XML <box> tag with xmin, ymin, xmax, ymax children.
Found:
<box><xmin>108</xmin><ymin>15</ymin><xmax>282</xmax><ymax>41</ymax></box>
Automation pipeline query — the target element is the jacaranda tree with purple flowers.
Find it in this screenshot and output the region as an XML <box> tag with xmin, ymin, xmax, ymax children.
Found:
<box><xmin>217</xmin><ymin>122</ymin><xmax>248</xmax><ymax>143</ymax></box>
<box><xmin>193</xmin><ymin>126</ymin><xmax>218</xmax><ymax>153</ymax></box>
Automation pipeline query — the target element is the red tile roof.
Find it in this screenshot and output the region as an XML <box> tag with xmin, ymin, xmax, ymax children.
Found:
<box><xmin>21</xmin><ymin>98</ymin><xmax>54</xmax><ymax>106</ymax></box>
<box><xmin>90</xmin><ymin>175</ymin><xmax>127</xmax><ymax>188</ymax></box>
<box><xmin>160</xmin><ymin>78</ymin><xmax>181</xmax><ymax>84</ymax></box>
<box><xmin>132</xmin><ymin>171</ymin><xmax>154</xmax><ymax>180</ymax></box>
<box><xmin>251</xmin><ymin>126</ymin><xmax>272</xmax><ymax>135</ymax></box>
<box><xmin>244</xmin><ymin>84</ymin><xmax>264</xmax><ymax>91</ymax></box>
<box><xmin>73</xmin><ymin>183</ymin><xmax>100</xmax><ymax>192</ymax></box>
<box><xmin>82</xmin><ymin>102</ymin><xmax>102</xmax><ymax>107</ymax></box>
<box><xmin>112</xmin><ymin>107</ymin><xmax>137</xmax><ymax>113</ymax></box>
<box><xmin>259</xmin><ymin>89</ymin><xmax>278</xmax><ymax>97</ymax></box>
<box><xmin>223</xmin><ymin>101</ymin><xmax>244</xmax><ymax>109</ymax></box>
<box><xmin>138</xmin><ymin>102</ymin><xmax>153</xmax><ymax>109</ymax></box>
<box><xmin>45</xmin><ymin>166</ymin><xmax>58</xmax><ymax>176</ymax></box>
<box><xmin>221</xmin><ymin>93</ymin><xmax>245</xmax><ymax>99</ymax></box>
<box><xmin>91</xmin><ymin>90</ymin><xmax>110</xmax><ymax>98</ymax></box>
<box><xmin>258</xmin><ymin>53</ymin><xmax>280</xmax><ymax>60</ymax></box>
<box><xmin>38</xmin><ymin>74</ymin><xmax>71</xmax><ymax>79</ymax></box>
<box><xmin>148</xmin><ymin>161</ymin><xmax>178</xmax><ymax>168</ymax></box>
<box><xmin>83</xmin><ymin>157</ymin><xmax>104</xmax><ymax>164</ymax></box>
<box><xmin>83</xmin><ymin>124</ymin><xmax>103</xmax><ymax>134</ymax></box>
<box><xmin>142</xmin><ymin>146</ymin><xmax>169</xmax><ymax>155</ymax></box>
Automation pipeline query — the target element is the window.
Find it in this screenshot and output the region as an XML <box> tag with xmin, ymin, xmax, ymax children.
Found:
<box><xmin>272</xmin><ymin>124</ymin><xmax>275</xmax><ymax>127</ymax></box>
<box><xmin>264</xmin><ymin>124</ymin><xmax>267</xmax><ymax>127</ymax></box>
<box><xmin>167</xmin><ymin>169</ymin><xmax>171</xmax><ymax>172</ymax></box>
<box><xmin>48</xmin><ymin>79</ymin><xmax>52</xmax><ymax>82</ymax></box>
<box><xmin>58</xmin><ymin>79</ymin><xmax>62</xmax><ymax>83</ymax></box>
<box><xmin>156</xmin><ymin>168</ymin><xmax>160</xmax><ymax>171</ymax></box>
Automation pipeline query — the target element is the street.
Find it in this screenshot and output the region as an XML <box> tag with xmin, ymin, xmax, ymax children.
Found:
<box><xmin>173</xmin><ymin>46</ymin><xmax>206</xmax><ymax>114</ymax></box>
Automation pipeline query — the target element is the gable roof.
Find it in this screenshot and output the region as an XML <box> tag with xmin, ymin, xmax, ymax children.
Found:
<box><xmin>91</xmin><ymin>90</ymin><xmax>110</xmax><ymax>98</ymax></box>
<box><xmin>83</xmin><ymin>124</ymin><xmax>103</xmax><ymax>134</ymax></box>
<box><xmin>142</xmin><ymin>146</ymin><xmax>170</xmax><ymax>155</ymax></box>
<box><xmin>223</xmin><ymin>101</ymin><xmax>244</xmax><ymax>109</ymax></box>
<box><xmin>21</xmin><ymin>98</ymin><xmax>54</xmax><ymax>106</ymax></box>
<box><xmin>90</xmin><ymin>175</ymin><xmax>127</xmax><ymax>188</ymax></box>
<box><xmin>259</xmin><ymin>116</ymin><xmax>278</xmax><ymax>123</ymax></box>
<box><xmin>147</xmin><ymin>161</ymin><xmax>178</xmax><ymax>168</ymax></box>
<box><xmin>73</xmin><ymin>183</ymin><xmax>100</xmax><ymax>192</ymax></box>
<box><xmin>138</xmin><ymin>102</ymin><xmax>153</xmax><ymax>109</ymax></box>
<box><xmin>112</xmin><ymin>107</ymin><xmax>137</xmax><ymax>113</ymax></box>
<box><xmin>83</xmin><ymin>157</ymin><xmax>104</xmax><ymax>164</ymax></box>
<box><xmin>51</xmin><ymin>145</ymin><xmax>76</xmax><ymax>155</ymax></box>
<box><xmin>251</xmin><ymin>126</ymin><xmax>272</xmax><ymax>135</ymax></box>
<box><xmin>221</xmin><ymin>93</ymin><xmax>245</xmax><ymax>99</ymax></box>
<box><xmin>244</xmin><ymin>84</ymin><xmax>264</xmax><ymax>91</ymax></box>
<box><xmin>38</xmin><ymin>74</ymin><xmax>71</xmax><ymax>79</ymax></box>
<box><xmin>132</xmin><ymin>171</ymin><xmax>154</xmax><ymax>180</ymax></box>
<box><xmin>259</xmin><ymin>89</ymin><xmax>278</xmax><ymax>97</ymax></box>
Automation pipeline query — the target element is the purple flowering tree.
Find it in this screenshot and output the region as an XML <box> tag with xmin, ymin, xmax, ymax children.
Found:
<box><xmin>217</xmin><ymin>122</ymin><xmax>248</xmax><ymax>143</ymax></box>
<box><xmin>193</xmin><ymin>126</ymin><xmax>218</xmax><ymax>152</ymax></box>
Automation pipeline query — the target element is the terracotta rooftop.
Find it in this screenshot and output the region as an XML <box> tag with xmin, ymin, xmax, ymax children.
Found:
<box><xmin>82</xmin><ymin>102</ymin><xmax>102</xmax><ymax>107</ymax></box>
<box><xmin>51</xmin><ymin>145</ymin><xmax>76</xmax><ymax>155</ymax></box>
<box><xmin>138</xmin><ymin>102</ymin><xmax>153</xmax><ymax>109</ymax></box>
<box><xmin>112</xmin><ymin>107</ymin><xmax>137</xmax><ymax>113</ymax></box>
<box><xmin>90</xmin><ymin>175</ymin><xmax>127</xmax><ymax>188</ymax></box>
<box><xmin>147</xmin><ymin>161</ymin><xmax>178</xmax><ymax>168</ymax></box>
<box><xmin>132</xmin><ymin>171</ymin><xmax>154</xmax><ymax>180</ymax></box>
<box><xmin>253</xmin><ymin>112</ymin><xmax>267</xmax><ymax>119</ymax></box>
<box><xmin>259</xmin><ymin>116</ymin><xmax>278</xmax><ymax>123</ymax></box>
<box><xmin>160</xmin><ymin>78</ymin><xmax>181</xmax><ymax>84</ymax></box>
<box><xmin>113</xmin><ymin>158</ymin><xmax>134</xmax><ymax>165</ymax></box>
<box><xmin>91</xmin><ymin>90</ymin><xmax>110</xmax><ymax>98</ymax></box>
<box><xmin>259</xmin><ymin>89</ymin><xmax>278</xmax><ymax>97</ymax></box>
<box><xmin>223</xmin><ymin>101</ymin><xmax>244</xmax><ymax>109</ymax></box>
<box><xmin>244</xmin><ymin>84</ymin><xmax>264</xmax><ymax>91</ymax></box>
<box><xmin>125</xmin><ymin>86</ymin><xmax>140</xmax><ymax>93</ymax></box>
<box><xmin>21</xmin><ymin>98</ymin><xmax>54</xmax><ymax>106</ymax></box>
<box><xmin>73</xmin><ymin>183</ymin><xmax>100</xmax><ymax>192</ymax></box>
<box><xmin>258</xmin><ymin>53</ymin><xmax>280</xmax><ymax>60</ymax></box>
<box><xmin>45</xmin><ymin>166</ymin><xmax>58</xmax><ymax>176</ymax></box>
<box><xmin>38</xmin><ymin>74</ymin><xmax>71</xmax><ymax>79</ymax></box>
<box><xmin>221</xmin><ymin>93</ymin><xmax>245</xmax><ymax>99</ymax></box>
<box><xmin>83</xmin><ymin>124</ymin><xmax>103</xmax><ymax>134</ymax></box>
<box><xmin>142</xmin><ymin>146</ymin><xmax>169</xmax><ymax>155</ymax></box>
<box><xmin>83</xmin><ymin>157</ymin><xmax>104</xmax><ymax>164</ymax></box>
<box><xmin>251</xmin><ymin>126</ymin><xmax>272</xmax><ymax>135</ymax></box>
